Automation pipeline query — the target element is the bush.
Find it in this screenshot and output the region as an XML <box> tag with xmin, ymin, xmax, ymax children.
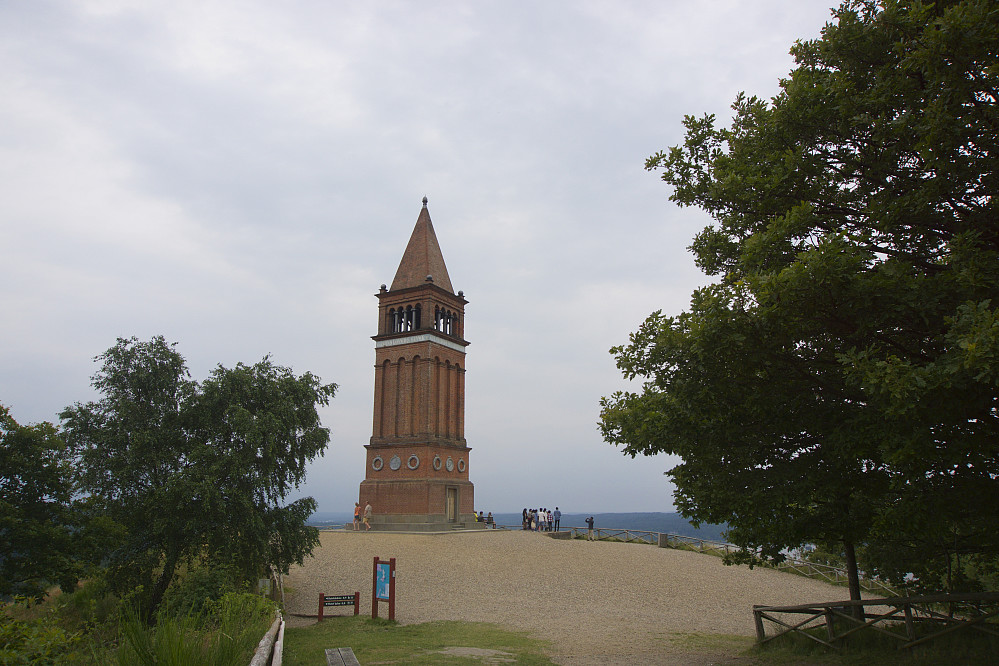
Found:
<box><xmin>202</xmin><ymin>592</ymin><xmax>275</xmax><ymax>629</ymax></box>
<box><xmin>115</xmin><ymin>592</ymin><xmax>276</xmax><ymax>666</ymax></box>
<box><xmin>0</xmin><ymin>601</ymin><xmax>82</xmax><ymax>665</ymax></box>
<box><xmin>157</xmin><ymin>565</ymin><xmax>244</xmax><ymax>620</ymax></box>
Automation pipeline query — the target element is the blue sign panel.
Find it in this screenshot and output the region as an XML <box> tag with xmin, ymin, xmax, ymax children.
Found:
<box><xmin>376</xmin><ymin>562</ymin><xmax>391</xmax><ymax>600</ymax></box>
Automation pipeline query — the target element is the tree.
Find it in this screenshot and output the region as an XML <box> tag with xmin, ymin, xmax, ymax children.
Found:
<box><xmin>0</xmin><ymin>406</ymin><xmax>80</xmax><ymax>599</ymax></box>
<box><xmin>600</xmin><ymin>0</ymin><xmax>999</xmax><ymax>598</ymax></box>
<box><xmin>60</xmin><ymin>336</ymin><xmax>336</xmax><ymax>618</ymax></box>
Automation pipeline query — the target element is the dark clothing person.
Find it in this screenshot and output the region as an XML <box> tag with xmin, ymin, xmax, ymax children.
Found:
<box><xmin>585</xmin><ymin>516</ymin><xmax>595</xmax><ymax>540</ymax></box>
<box><xmin>553</xmin><ymin>507</ymin><xmax>561</xmax><ymax>531</ymax></box>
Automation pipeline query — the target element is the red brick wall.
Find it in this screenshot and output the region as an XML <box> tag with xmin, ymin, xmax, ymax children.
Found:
<box><xmin>363</xmin><ymin>444</ymin><xmax>470</xmax><ymax>482</ymax></box>
<box><xmin>372</xmin><ymin>343</ymin><xmax>466</xmax><ymax>442</ymax></box>
<box><xmin>358</xmin><ymin>478</ymin><xmax>475</xmax><ymax>516</ymax></box>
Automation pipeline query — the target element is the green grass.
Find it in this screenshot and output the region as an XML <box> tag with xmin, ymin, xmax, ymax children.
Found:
<box><xmin>283</xmin><ymin>616</ymin><xmax>554</xmax><ymax>665</ymax></box>
<box><xmin>661</xmin><ymin>631</ymin><xmax>753</xmax><ymax>652</ymax></box>
<box><xmin>750</xmin><ymin>619</ymin><xmax>999</xmax><ymax>665</ymax></box>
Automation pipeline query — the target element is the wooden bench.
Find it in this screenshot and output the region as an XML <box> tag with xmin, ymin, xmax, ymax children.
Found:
<box><xmin>325</xmin><ymin>647</ymin><xmax>360</xmax><ymax>666</ymax></box>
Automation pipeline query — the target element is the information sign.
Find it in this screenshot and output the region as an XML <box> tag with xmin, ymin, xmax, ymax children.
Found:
<box><xmin>371</xmin><ymin>556</ymin><xmax>396</xmax><ymax>620</ymax></box>
<box><xmin>317</xmin><ymin>591</ymin><xmax>359</xmax><ymax>620</ymax></box>
<box><xmin>376</xmin><ymin>562</ymin><xmax>391</xmax><ymax>600</ymax></box>
<box><xmin>325</xmin><ymin>595</ymin><xmax>356</xmax><ymax>607</ymax></box>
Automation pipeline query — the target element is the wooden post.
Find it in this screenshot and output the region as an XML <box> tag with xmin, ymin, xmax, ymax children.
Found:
<box><xmin>388</xmin><ymin>557</ymin><xmax>396</xmax><ymax>621</ymax></box>
<box><xmin>318</xmin><ymin>593</ymin><xmax>325</xmax><ymax>622</ymax></box>
<box><xmin>753</xmin><ymin>606</ymin><xmax>765</xmax><ymax>642</ymax></box>
<box><xmin>371</xmin><ymin>557</ymin><xmax>379</xmax><ymax>619</ymax></box>
<box><xmin>904</xmin><ymin>602</ymin><xmax>915</xmax><ymax>643</ymax></box>
<box><xmin>353</xmin><ymin>591</ymin><xmax>360</xmax><ymax>616</ymax></box>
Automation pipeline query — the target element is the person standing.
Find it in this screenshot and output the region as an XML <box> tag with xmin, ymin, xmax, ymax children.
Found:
<box><xmin>364</xmin><ymin>501</ymin><xmax>373</xmax><ymax>531</ymax></box>
<box><xmin>353</xmin><ymin>502</ymin><xmax>361</xmax><ymax>531</ymax></box>
<box><xmin>553</xmin><ymin>506</ymin><xmax>561</xmax><ymax>531</ymax></box>
<box><xmin>585</xmin><ymin>515</ymin><xmax>595</xmax><ymax>540</ymax></box>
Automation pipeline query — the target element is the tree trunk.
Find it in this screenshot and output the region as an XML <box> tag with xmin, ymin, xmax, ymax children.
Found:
<box><xmin>843</xmin><ymin>539</ymin><xmax>864</xmax><ymax>621</ymax></box>
<box><xmin>146</xmin><ymin>547</ymin><xmax>180</xmax><ymax>624</ymax></box>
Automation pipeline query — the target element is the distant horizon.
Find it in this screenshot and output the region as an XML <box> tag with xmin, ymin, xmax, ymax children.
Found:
<box><xmin>310</xmin><ymin>509</ymin><xmax>688</xmax><ymax>518</ymax></box>
<box><xmin>308</xmin><ymin>509</ymin><xmax>727</xmax><ymax>541</ymax></box>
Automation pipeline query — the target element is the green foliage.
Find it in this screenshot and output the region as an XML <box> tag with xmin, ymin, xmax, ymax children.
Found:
<box><xmin>801</xmin><ymin>545</ymin><xmax>848</xmax><ymax>570</ymax></box>
<box><xmin>0</xmin><ymin>573</ymin><xmax>277</xmax><ymax>666</ymax></box>
<box><xmin>0</xmin><ymin>407</ymin><xmax>82</xmax><ymax>599</ymax></box>
<box><xmin>157</xmin><ymin>564</ymin><xmax>243</xmax><ymax>619</ymax></box>
<box><xmin>55</xmin><ymin>576</ymin><xmax>129</xmax><ymax>656</ymax></box>
<box><xmin>602</xmin><ymin>0</ymin><xmax>999</xmax><ymax>596</ymax></box>
<box><xmin>0</xmin><ymin>601</ymin><xmax>83</xmax><ymax>665</ymax></box>
<box><xmin>60</xmin><ymin>336</ymin><xmax>336</xmax><ymax>619</ymax></box>
<box><xmin>115</xmin><ymin>592</ymin><xmax>276</xmax><ymax>666</ymax></box>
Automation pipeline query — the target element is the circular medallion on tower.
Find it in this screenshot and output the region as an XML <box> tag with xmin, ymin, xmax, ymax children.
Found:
<box><xmin>457</xmin><ymin>458</ymin><xmax>466</xmax><ymax>472</ymax></box>
<box><xmin>389</xmin><ymin>455</ymin><xmax>402</xmax><ymax>471</ymax></box>
<box><xmin>372</xmin><ymin>456</ymin><xmax>384</xmax><ymax>471</ymax></box>
<box><xmin>433</xmin><ymin>455</ymin><xmax>442</xmax><ymax>470</ymax></box>
<box><xmin>408</xmin><ymin>455</ymin><xmax>420</xmax><ymax>470</ymax></box>
<box><xmin>445</xmin><ymin>456</ymin><xmax>454</xmax><ymax>472</ymax></box>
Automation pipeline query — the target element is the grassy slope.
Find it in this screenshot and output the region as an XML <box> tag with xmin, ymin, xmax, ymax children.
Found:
<box><xmin>283</xmin><ymin>616</ymin><xmax>553</xmax><ymax>665</ymax></box>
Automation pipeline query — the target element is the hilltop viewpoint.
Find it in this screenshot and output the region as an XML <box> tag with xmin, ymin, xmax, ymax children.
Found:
<box><xmin>285</xmin><ymin>529</ymin><xmax>858</xmax><ymax>664</ymax></box>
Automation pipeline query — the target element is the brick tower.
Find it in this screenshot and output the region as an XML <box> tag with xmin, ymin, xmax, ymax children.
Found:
<box><xmin>358</xmin><ymin>198</ymin><xmax>478</xmax><ymax>530</ymax></box>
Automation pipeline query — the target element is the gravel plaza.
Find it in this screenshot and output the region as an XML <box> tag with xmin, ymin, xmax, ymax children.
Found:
<box><xmin>284</xmin><ymin>529</ymin><xmax>854</xmax><ymax>664</ymax></box>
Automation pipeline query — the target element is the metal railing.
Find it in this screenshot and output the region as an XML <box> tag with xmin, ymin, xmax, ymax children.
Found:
<box><xmin>564</xmin><ymin>527</ymin><xmax>660</xmax><ymax>544</ymax></box>
<box><xmin>541</xmin><ymin>525</ymin><xmax>896</xmax><ymax>596</ymax></box>
<box><xmin>772</xmin><ymin>560</ymin><xmax>896</xmax><ymax>596</ymax></box>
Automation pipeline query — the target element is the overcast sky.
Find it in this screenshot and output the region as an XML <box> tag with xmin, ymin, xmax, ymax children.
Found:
<box><xmin>2</xmin><ymin>1</ymin><xmax>835</xmax><ymax>514</ymax></box>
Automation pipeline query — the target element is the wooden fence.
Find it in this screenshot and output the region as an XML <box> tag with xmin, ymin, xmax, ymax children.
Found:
<box><xmin>563</xmin><ymin>527</ymin><xmax>660</xmax><ymax>545</ymax></box>
<box><xmin>753</xmin><ymin>592</ymin><xmax>999</xmax><ymax>650</ymax></box>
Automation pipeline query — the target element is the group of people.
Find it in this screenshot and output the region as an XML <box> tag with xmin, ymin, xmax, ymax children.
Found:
<box><xmin>522</xmin><ymin>506</ymin><xmax>561</xmax><ymax>531</ymax></box>
<box><xmin>353</xmin><ymin>501</ymin><xmax>372</xmax><ymax>530</ymax></box>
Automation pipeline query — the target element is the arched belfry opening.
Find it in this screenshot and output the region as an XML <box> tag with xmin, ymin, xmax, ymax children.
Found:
<box><xmin>358</xmin><ymin>198</ymin><xmax>477</xmax><ymax>530</ymax></box>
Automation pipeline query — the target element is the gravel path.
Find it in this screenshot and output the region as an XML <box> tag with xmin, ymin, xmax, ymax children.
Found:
<box><xmin>284</xmin><ymin>529</ymin><xmax>851</xmax><ymax>664</ymax></box>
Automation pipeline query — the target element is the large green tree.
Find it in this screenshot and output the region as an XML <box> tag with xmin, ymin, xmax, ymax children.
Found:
<box><xmin>60</xmin><ymin>336</ymin><xmax>336</xmax><ymax>618</ymax></box>
<box><xmin>601</xmin><ymin>0</ymin><xmax>999</xmax><ymax>597</ymax></box>
<box><xmin>0</xmin><ymin>406</ymin><xmax>80</xmax><ymax>599</ymax></box>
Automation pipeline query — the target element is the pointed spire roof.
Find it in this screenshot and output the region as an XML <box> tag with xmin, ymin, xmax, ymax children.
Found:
<box><xmin>390</xmin><ymin>197</ymin><xmax>454</xmax><ymax>293</ymax></box>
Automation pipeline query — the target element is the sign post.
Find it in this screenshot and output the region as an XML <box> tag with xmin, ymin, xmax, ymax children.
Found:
<box><xmin>371</xmin><ymin>556</ymin><xmax>396</xmax><ymax>620</ymax></box>
<box><xmin>317</xmin><ymin>592</ymin><xmax>359</xmax><ymax>621</ymax></box>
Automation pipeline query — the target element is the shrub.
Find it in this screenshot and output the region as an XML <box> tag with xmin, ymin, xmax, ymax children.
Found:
<box><xmin>157</xmin><ymin>565</ymin><xmax>243</xmax><ymax>620</ymax></box>
<box><xmin>0</xmin><ymin>601</ymin><xmax>82</xmax><ymax>665</ymax></box>
<box><xmin>115</xmin><ymin>592</ymin><xmax>276</xmax><ymax>666</ymax></box>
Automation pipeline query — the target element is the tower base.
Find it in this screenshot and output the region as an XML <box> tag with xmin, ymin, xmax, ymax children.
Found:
<box><xmin>358</xmin><ymin>478</ymin><xmax>476</xmax><ymax>530</ymax></box>
<box><xmin>362</xmin><ymin>514</ymin><xmax>487</xmax><ymax>532</ymax></box>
